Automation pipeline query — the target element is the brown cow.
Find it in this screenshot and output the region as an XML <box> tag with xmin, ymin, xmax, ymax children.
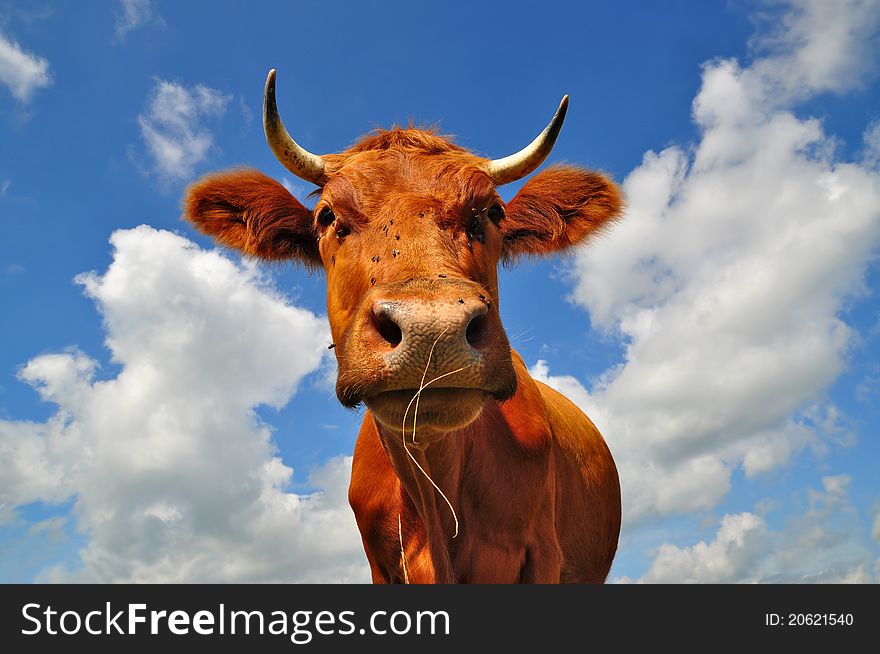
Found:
<box><xmin>184</xmin><ymin>70</ymin><xmax>622</xmax><ymax>583</ymax></box>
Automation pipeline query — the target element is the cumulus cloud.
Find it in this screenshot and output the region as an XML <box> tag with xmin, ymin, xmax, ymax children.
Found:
<box><xmin>114</xmin><ymin>0</ymin><xmax>161</xmax><ymax>42</ymax></box>
<box><xmin>865</xmin><ymin>120</ymin><xmax>880</xmax><ymax>168</ymax></box>
<box><xmin>138</xmin><ymin>79</ymin><xmax>231</xmax><ymax>182</ymax></box>
<box><xmin>637</xmin><ymin>513</ymin><xmax>767</xmax><ymax>584</ymax></box>
<box><xmin>0</xmin><ymin>226</ymin><xmax>368</xmax><ymax>582</ymax></box>
<box><xmin>747</xmin><ymin>0</ymin><xmax>880</xmax><ymax>102</ymax></box>
<box><xmin>0</xmin><ymin>31</ymin><xmax>51</xmax><ymax>102</ymax></box>
<box><xmin>538</xmin><ymin>0</ymin><xmax>880</xmax><ymax>525</ymax></box>
<box><xmin>625</xmin><ymin>476</ymin><xmax>877</xmax><ymax>583</ymax></box>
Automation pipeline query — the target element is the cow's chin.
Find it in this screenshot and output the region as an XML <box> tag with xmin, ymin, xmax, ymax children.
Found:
<box><xmin>366</xmin><ymin>387</ymin><xmax>488</xmax><ymax>437</ymax></box>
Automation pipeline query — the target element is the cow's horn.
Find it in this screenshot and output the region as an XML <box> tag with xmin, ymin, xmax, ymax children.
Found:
<box><xmin>485</xmin><ymin>95</ymin><xmax>569</xmax><ymax>186</ymax></box>
<box><xmin>263</xmin><ymin>69</ymin><xmax>328</xmax><ymax>186</ymax></box>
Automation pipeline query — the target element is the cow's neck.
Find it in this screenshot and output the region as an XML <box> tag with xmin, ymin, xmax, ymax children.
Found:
<box><xmin>377</xmin><ymin>422</ymin><xmax>469</xmax><ymax>583</ymax></box>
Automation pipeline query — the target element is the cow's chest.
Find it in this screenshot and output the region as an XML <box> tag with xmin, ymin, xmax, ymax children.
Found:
<box><xmin>449</xmin><ymin>535</ymin><xmax>530</xmax><ymax>583</ymax></box>
<box><xmin>388</xmin><ymin>488</ymin><xmax>557</xmax><ymax>584</ymax></box>
<box><xmin>390</xmin><ymin>519</ymin><xmax>532</xmax><ymax>584</ymax></box>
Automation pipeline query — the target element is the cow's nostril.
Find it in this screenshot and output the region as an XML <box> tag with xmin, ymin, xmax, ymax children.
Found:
<box><xmin>466</xmin><ymin>314</ymin><xmax>488</xmax><ymax>350</ymax></box>
<box><xmin>372</xmin><ymin>310</ymin><xmax>403</xmax><ymax>347</ymax></box>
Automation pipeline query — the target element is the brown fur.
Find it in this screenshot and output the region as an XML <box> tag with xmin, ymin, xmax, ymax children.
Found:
<box><xmin>183</xmin><ymin>125</ymin><xmax>623</xmax><ymax>584</ymax></box>
<box><xmin>185</xmin><ymin>169</ymin><xmax>320</xmax><ymax>266</ymax></box>
<box><xmin>503</xmin><ymin>165</ymin><xmax>624</xmax><ymax>260</ymax></box>
<box><xmin>349</xmin><ymin>353</ymin><xmax>621</xmax><ymax>583</ymax></box>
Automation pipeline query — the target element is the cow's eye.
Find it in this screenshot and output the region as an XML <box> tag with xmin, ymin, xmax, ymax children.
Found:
<box><xmin>487</xmin><ymin>204</ymin><xmax>504</xmax><ymax>224</ymax></box>
<box><xmin>317</xmin><ymin>206</ymin><xmax>335</xmax><ymax>227</ymax></box>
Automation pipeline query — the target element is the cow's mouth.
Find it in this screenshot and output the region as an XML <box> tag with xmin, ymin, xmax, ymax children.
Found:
<box><xmin>366</xmin><ymin>387</ymin><xmax>488</xmax><ymax>434</ymax></box>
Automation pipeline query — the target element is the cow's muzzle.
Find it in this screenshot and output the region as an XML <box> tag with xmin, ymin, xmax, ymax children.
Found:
<box><xmin>335</xmin><ymin>279</ymin><xmax>517</xmax><ymax>426</ymax></box>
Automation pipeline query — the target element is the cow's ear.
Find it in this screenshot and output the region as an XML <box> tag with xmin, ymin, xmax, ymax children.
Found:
<box><xmin>183</xmin><ymin>168</ymin><xmax>321</xmax><ymax>267</ymax></box>
<box><xmin>501</xmin><ymin>166</ymin><xmax>623</xmax><ymax>260</ymax></box>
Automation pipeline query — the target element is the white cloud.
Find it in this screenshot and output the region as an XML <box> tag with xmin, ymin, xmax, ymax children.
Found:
<box><xmin>541</xmin><ymin>0</ymin><xmax>880</xmax><ymax>524</ymax></box>
<box><xmin>0</xmin><ymin>179</ymin><xmax>9</xmax><ymax>195</ymax></box>
<box><xmin>138</xmin><ymin>79</ymin><xmax>231</xmax><ymax>182</ymax></box>
<box><xmin>627</xmin><ymin>476</ymin><xmax>877</xmax><ymax>583</ymax></box>
<box><xmin>114</xmin><ymin>0</ymin><xmax>161</xmax><ymax>42</ymax></box>
<box><xmin>864</xmin><ymin>120</ymin><xmax>880</xmax><ymax>168</ymax></box>
<box><xmin>0</xmin><ymin>226</ymin><xmax>368</xmax><ymax>582</ymax></box>
<box><xmin>638</xmin><ymin>513</ymin><xmax>767</xmax><ymax>583</ymax></box>
<box><xmin>0</xmin><ymin>31</ymin><xmax>51</xmax><ymax>102</ymax></box>
<box><xmin>746</xmin><ymin>0</ymin><xmax>880</xmax><ymax>102</ymax></box>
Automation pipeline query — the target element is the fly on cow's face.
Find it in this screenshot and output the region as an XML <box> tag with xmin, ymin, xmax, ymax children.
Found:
<box><xmin>466</xmin><ymin>210</ymin><xmax>487</xmax><ymax>245</ymax></box>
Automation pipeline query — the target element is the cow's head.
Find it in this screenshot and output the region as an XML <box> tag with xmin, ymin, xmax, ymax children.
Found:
<box><xmin>184</xmin><ymin>71</ymin><xmax>622</xmax><ymax>439</ymax></box>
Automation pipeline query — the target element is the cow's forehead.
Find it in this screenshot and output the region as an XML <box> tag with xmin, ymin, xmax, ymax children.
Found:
<box><xmin>323</xmin><ymin>149</ymin><xmax>498</xmax><ymax>219</ymax></box>
<box><xmin>316</xmin><ymin>128</ymin><xmax>498</xmax><ymax>216</ymax></box>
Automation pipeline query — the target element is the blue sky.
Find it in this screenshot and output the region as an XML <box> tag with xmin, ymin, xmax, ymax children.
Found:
<box><xmin>1</xmin><ymin>0</ymin><xmax>879</xmax><ymax>582</ymax></box>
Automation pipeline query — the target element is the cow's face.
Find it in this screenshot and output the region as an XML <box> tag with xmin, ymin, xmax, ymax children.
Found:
<box><xmin>314</xmin><ymin>146</ymin><xmax>515</xmax><ymax>435</ymax></box>
<box><xmin>184</xmin><ymin>74</ymin><xmax>622</xmax><ymax>438</ymax></box>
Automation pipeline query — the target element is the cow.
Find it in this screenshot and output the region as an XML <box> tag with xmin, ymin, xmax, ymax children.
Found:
<box><xmin>184</xmin><ymin>70</ymin><xmax>622</xmax><ymax>583</ymax></box>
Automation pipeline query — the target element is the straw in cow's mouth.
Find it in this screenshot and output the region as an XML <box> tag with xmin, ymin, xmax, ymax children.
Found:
<box><xmin>399</xmin><ymin>328</ymin><xmax>475</xmax><ymax>540</ymax></box>
<box><xmin>398</xmin><ymin>513</ymin><xmax>409</xmax><ymax>584</ymax></box>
